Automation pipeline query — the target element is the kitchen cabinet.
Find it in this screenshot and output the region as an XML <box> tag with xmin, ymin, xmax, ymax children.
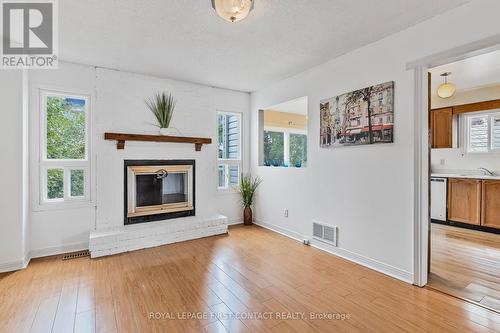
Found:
<box><xmin>447</xmin><ymin>178</ymin><xmax>481</xmax><ymax>225</ymax></box>
<box><xmin>430</xmin><ymin>108</ymin><xmax>452</xmax><ymax>148</ymax></box>
<box><xmin>481</xmin><ymin>180</ymin><xmax>500</xmax><ymax>229</ymax></box>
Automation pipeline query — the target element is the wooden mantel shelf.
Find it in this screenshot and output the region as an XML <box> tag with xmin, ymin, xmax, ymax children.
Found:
<box><xmin>104</xmin><ymin>132</ymin><xmax>212</xmax><ymax>151</ymax></box>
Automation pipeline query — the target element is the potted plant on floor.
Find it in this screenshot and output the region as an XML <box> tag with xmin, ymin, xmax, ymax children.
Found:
<box><xmin>145</xmin><ymin>92</ymin><xmax>177</xmax><ymax>135</ymax></box>
<box><xmin>239</xmin><ymin>174</ymin><xmax>262</xmax><ymax>225</ymax></box>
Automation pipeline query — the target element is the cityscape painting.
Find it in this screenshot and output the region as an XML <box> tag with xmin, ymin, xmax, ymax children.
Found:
<box><xmin>320</xmin><ymin>81</ymin><xmax>394</xmax><ymax>147</ymax></box>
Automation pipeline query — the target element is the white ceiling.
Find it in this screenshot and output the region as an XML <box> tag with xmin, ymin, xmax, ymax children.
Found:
<box><xmin>59</xmin><ymin>0</ymin><xmax>469</xmax><ymax>92</ymax></box>
<box><xmin>264</xmin><ymin>96</ymin><xmax>308</xmax><ymax>115</ymax></box>
<box><xmin>430</xmin><ymin>49</ymin><xmax>500</xmax><ymax>93</ymax></box>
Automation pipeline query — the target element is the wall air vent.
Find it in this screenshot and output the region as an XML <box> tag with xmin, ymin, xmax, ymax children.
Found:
<box><xmin>312</xmin><ymin>221</ymin><xmax>337</xmax><ymax>246</ymax></box>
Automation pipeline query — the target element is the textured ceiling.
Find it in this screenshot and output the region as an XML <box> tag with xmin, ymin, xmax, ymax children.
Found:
<box><xmin>59</xmin><ymin>0</ymin><xmax>469</xmax><ymax>92</ymax></box>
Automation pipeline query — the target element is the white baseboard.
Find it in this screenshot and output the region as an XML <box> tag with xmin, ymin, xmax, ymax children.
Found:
<box><xmin>0</xmin><ymin>255</ymin><xmax>30</xmax><ymax>273</ymax></box>
<box><xmin>253</xmin><ymin>219</ymin><xmax>305</xmax><ymax>242</ymax></box>
<box><xmin>30</xmin><ymin>242</ymin><xmax>89</xmax><ymax>259</ymax></box>
<box><xmin>227</xmin><ymin>219</ymin><xmax>243</xmax><ymax>226</ymax></box>
<box><xmin>254</xmin><ymin>219</ymin><xmax>413</xmax><ymax>284</ymax></box>
<box><xmin>0</xmin><ymin>242</ymin><xmax>89</xmax><ymax>273</ymax></box>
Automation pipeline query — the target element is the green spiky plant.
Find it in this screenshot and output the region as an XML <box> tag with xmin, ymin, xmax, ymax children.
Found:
<box><xmin>145</xmin><ymin>92</ymin><xmax>176</xmax><ymax>129</ymax></box>
<box><xmin>239</xmin><ymin>174</ymin><xmax>262</xmax><ymax>208</ymax></box>
<box><xmin>240</xmin><ymin>174</ymin><xmax>262</xmax><ymax>225</ymax></box>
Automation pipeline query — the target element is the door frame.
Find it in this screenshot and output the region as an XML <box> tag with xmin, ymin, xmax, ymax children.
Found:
<box><xmin>407</xmin><ymin>35</ymin><xmax>500</xmax><ymax>287</ymax></box>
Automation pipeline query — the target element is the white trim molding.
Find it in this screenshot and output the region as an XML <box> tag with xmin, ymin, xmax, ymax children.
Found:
<box><xmin>0</xmin><ymin>255</ymin><xmax>31</xmax><ymax>273</ymax></box>
<box><xmin>254</xmin><ymin>219</ymin><xmax>413</xmax><ymax>284</ymax></box>
<box><xmin>29</xmin><ymin>242</ymin><xmax>89</xmax><ymax>259</ymax></box>
<box><xmin>408</xmin><ymin>36</ymin><xmax>500</xmax><ymax>287</ymax></box>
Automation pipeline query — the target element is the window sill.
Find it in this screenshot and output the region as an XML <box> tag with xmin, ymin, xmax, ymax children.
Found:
<box><xmin>32</xmin><ymin>200</ymin><xmax>96</xmax><ymax>212</ymax></box>
<box><xmin>216</xmin><ymin>187</ymin><xmax>239</xmax><ymax>196</ymax></box>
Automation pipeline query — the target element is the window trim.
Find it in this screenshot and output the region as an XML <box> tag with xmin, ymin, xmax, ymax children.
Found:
<box><xmin>217</xmin><ymin>111</ymin><xmax>242</xmax><ymax>191</ymax></box>
<box><xmin>37</xmin><ymin>89</ymin><xmax>92</xmax><ymax>208</ymax></box>
<box><xmin>463</xmin><ymin>110</ymin><xmax>500</xmax><ymax>155</ymax></box>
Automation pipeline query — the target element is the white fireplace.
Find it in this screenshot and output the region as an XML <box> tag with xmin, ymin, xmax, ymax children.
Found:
<box><xmin>89</xmin><ymin>159</ymin><xmax>228</xmax><ymax>258</ymax></box>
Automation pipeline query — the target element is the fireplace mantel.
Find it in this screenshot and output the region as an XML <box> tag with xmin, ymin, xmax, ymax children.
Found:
<box><xmin>104</xmin><ymin>132</ymin><xmax>212</xmax><ymax>151</ymax></box>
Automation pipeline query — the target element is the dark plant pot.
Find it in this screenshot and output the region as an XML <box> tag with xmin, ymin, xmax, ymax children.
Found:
<box><xmin>243</xmin><ymin>207</ymin><xmax>253</xmax><ymax>225</ymax></box>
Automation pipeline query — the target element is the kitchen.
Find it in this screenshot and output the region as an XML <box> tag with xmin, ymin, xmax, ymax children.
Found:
<box><xmin>428</xmin><ymin>49</ymin><xmax>500</xmax><ymax>312</ymax></box>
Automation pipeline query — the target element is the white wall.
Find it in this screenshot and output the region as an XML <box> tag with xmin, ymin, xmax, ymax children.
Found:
<box><xmin>250</xmin><ymin>0</ymin><xmax>500</xmax><ymax>281</ymax></box>
<box><xmin>94</xmin><ymin>68</ymin><xmax>250</xmax><ymax>230</ymax></box>
<box><xmin>0</xmin><ymin>70</ymin><xmax>29</xmax><ymax>270</ymax></box>
<box><xmin>27</xmin><ymin>62</ymin><xmax>249</xmax><ymax>257</ymax></box>
<box><xmin>29</xmin><ymin>63</ymin><xmax>97</xmax><ymax>256</ymax></box>
<box><xmin>431</xmin><ymin>148</ymin><xmax>500</xmax><ymax>174</ymax></box>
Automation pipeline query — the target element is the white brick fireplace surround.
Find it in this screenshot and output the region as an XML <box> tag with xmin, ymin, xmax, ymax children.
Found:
<box><xmin>21</xmin><ymin>62</ymin><xmax>249</xmax><ymax>265</ymax></box>
<box><xmin>89</xmin><ymin>214</ymin><xmax>228</xmax><ymax>258</ymax></box>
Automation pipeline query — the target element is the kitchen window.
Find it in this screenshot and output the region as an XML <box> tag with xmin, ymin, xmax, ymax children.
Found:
<box><xmin>39</xmin><ymin>91</ymin><xmax>91</xmax><ymax>204</ymax></box>
<box><xmin>217</xmin><ymin>111</ymin><xmax>242</xmax><ymax>189</ymax></box>
<box><xmin>464</xmin><ymin>111</ymin><xmax>500</xmax><ymax>153</ymax></box>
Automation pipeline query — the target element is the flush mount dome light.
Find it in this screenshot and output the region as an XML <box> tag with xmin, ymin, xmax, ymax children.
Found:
<box><xmin>437</xmin><ymin>72</ymin><xmax>456</xmax><ymax>99</ymax></box>
<box><xmin>211</xmin><ymin>0</ymin><xmax>254</xmax><ymax>23</ymax></box>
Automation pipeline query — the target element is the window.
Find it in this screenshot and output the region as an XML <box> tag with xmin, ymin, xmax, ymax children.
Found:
<box><xmin>217</xmin><ymin>111</ymin><xmax>241</xmax><ymax>189</ymax></box>
<box><xmin>263</xmin><ymin>130</ymin><xmax>307</xmax><ymax>167</ymax></box>
<box><xmin>465</xmin><ymin>111</ymin><xmax>500</xmax><ymax>153</ymax></box>
<box><xmin>40</xmin><ymin>91</ymin><xmax>90</xmax><ymax>204</ymax></box>
<box><xmin>289</xmin><ymin>133</ymin><xmax>307</xmax><ymax>168</ymax></box>
<box><xmin>260</xmin><ymin>97</ymin><xmax>308</xmax><ymax>167</ymax></box>
<box><xmin>264</xmin><ymin>131</ymin><xmax>284</xmax><ymax>166</ymax></box>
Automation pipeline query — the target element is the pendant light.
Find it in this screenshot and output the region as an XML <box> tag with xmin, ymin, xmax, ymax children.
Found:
<box><xmin>437</xmin><ymin>72</ymin><xmax>456</xmax><ymax>99</ymax></box>
<box><xmin>211</xmin><ymin>0</ymin><xmax>254</xmax><ymax>23</ymax></box>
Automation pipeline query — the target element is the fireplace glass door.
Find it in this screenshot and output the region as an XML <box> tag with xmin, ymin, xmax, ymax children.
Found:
<box><xmin>127</xmin><ymin>164</ymin><xmax>194</xmax><ymax>221</ymax></box>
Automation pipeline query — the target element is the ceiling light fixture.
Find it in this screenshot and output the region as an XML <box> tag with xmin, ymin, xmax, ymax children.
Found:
<box><xmin>437</xmin><ymin>72</ymin><xmax>456</xmax><ymax>99</ymax></box>
<box><xmin>211</xmin><ymin>0</ymin><xmax>254</xmax><ymax>23</ymax></box>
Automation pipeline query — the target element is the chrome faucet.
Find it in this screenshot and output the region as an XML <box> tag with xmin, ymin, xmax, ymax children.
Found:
<box><xmin>478</xmin><ymin>168</ymin><xmax>495</xmax><ymax>176</ymax></box>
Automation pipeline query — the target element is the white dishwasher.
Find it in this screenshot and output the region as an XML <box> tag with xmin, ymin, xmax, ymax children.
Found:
<box><xmin>431</xmin><ymin>177</ymin><xmax>447</xmax><ymax>222</ymax></box>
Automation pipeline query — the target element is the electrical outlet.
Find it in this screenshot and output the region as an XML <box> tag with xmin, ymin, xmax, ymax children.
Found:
<box><xmin>440</xmin><ymin>159</ymin><xmax>445</xmax><ymax>166</ymax></box>
<box><xmin>284</xmin><ymin>209</ymin><xmax>288</xmax><ymax>217</ymax></box>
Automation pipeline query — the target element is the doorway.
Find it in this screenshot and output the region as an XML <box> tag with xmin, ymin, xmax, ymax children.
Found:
<box><xmin>426</xmin><ymin>50</ymin><xmax>500</xmax><ymax>312</ymax></box>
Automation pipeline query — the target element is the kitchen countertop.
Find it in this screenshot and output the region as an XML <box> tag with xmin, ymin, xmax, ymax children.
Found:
<box><xmin>431</xmin><ymin>173</ymin><xmax>500</xmax><ymax>180</ymax></box>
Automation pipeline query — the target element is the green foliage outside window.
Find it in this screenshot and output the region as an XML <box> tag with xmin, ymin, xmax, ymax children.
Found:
<box><xmin>46</xmin><ymin>96</ymin><xmax>86</xmax><ymax>160</ymax></box>
<box><xmin>263</xmin><ymin>131</ymin><xmax>284</xmax><ymax>166</ymax></box>
<box><xmin>70</xmin><ymin>170</ymin><xmax>85</xmax><ymax>197</ymax></box>
<box><xmin>47</xmin><ymin>169</ymin><xmax>64</xmax><ymax>199</ymax></box>
<box><xmin>289</xmin><ymin>134</ymin><xmax>307</xmax><ymax>167</ymax></box>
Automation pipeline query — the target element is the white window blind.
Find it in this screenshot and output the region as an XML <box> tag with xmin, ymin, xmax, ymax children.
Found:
<box><xmin>491</xmin><ymin>115</ymin><xmax>500</xmax><ymax>150</ymax></box>
<box><xmin>465</xmin><ymin>111</ymin><xmax>500</xmax><ymax>153</ymax></box>
<box><xmin>217</xmin><ymin>111</ymin><xmax>241</xmax><ymax>189</ymax></box>
<box><xmin>467</xmin><ymin>115</ymin><xmax>489</xmax><ymax>152</ymax></box>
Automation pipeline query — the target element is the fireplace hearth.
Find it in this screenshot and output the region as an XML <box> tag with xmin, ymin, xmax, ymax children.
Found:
<box><xmin>124</xmin><ymin>160</ymin><xmax>195</xmax><ymax>225</ymax></box>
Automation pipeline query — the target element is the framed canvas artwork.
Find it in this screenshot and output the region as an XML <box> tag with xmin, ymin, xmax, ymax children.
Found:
<box><xmin>320</xmin><ymin>81</ymin><xmax>394</xmax><ymax>147</ymax></box>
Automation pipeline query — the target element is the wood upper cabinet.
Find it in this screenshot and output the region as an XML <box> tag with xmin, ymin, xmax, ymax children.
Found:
<box><xmin>481</xmin><ymin>180</ymin><xmax>500</xmax><ymax>229</ymax></box>
<box><xmin>448</xmin><ymin>178</ymin><xmax>481</xmax><ymax>225</ymax></box>
<box><xmin>430</xmin><ymin>108</ymin><xmax>452</xmax><ymax>148</ymax></box>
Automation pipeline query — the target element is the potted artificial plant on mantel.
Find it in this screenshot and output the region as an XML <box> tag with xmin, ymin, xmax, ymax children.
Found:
<box><xmin>145</xmin><ymin>92</ymin><xmax>177</xmax><ymax>135</ymax></box>
<box><xmin>239</xmin><ymin>174</ymin><xmax>262</xmax><ymax>225</ymax></box>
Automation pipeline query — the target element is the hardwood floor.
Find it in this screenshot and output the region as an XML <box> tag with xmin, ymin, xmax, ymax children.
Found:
<box><xmin>1</xmin><ymin>225</ymin><xmax>499</xmax><ymax>333</ymax></box>
<box><xmin>429</xmin><ymin>223</ymin><xmax>500</xmax><ymax>313</ymax></box>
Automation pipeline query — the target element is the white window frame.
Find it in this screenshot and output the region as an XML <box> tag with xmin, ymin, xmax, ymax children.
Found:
<box><xmin>217</xmin><ymin>111</ymin><xmax>242</xmax><ymax>191</ymax></box>
<box><xmin>38</xmin><ymin>90</ymin><xmax>91</xmax><ymax>205</ymax></box>
<box><xmin>463</xmin><ymin>110</ymin><xmax>500</xmax><ymax>154</ymax></box>
<box><xmin>263</xmin><ymin>125</ymin><xmax>307</xmax><ymax>167</ymax></box>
